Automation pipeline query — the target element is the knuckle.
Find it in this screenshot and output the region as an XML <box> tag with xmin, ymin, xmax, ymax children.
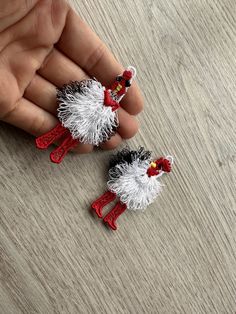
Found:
<box><xmin>0</xmin><ymin>101</ymin><xmax>18</xmax><ymax>121</ymax></box>
<box><xmin>0</xmin><ymin>94</ymin><xmax>17</xmax><ymax>121</ymax></box>
<box><xmin>0</xmin><ymin>74</ymin><xmax>18</xmax><ymax>120</ymax></box>
<box><xmin>85</xmin><ymin>42</ymin><xmax>107</xmax><ymax>72</ymax></box>
<box><xmin>28</xmin><ymin>114</ymin><xmax>47</xmax><ymax>136</ymax></box>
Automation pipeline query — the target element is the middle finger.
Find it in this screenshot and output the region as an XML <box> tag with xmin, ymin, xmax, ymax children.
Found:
<box><xmin>38</xmin><ymin>48</ymin><xmax>88</xmax><ymax>86</ymax></box>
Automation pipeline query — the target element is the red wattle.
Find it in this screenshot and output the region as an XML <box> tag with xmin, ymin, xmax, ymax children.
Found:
<box><xmin>104</xmin><ymin>89</ymin><xmax>120</xmax><ymax>111</ymax></box>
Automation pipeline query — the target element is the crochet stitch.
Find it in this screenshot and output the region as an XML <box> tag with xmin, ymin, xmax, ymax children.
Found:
<box><xmin>35</xmin><ymin>66</ymin><xmax>136</xmax><ymax>163</ymax></box>
<box><xmin>91</xmin><ymin>147</ymin><xmax>174</xmax><ymax>230</ymax></box>
<box><xmin>57</xmin><ymin>79</ymin><xmax>118</xmax><ymax>145</ymax></box>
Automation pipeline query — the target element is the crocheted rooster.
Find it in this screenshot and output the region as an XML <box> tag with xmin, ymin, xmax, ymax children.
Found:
<box><xmin>92</xmin><ymin>147</ymin><xmax>173</xmax><ymax>230</ymax></box>
<box><xmin>35</xmin><ymin>66</ymin><xmax>136</xmax><ymax>163</ymax></box>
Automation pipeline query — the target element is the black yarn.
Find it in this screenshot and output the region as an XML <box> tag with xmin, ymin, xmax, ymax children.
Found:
<box><xmin>56</xmin><ymin>79</ymin><xmax>95</xmax><ymax>102</ymax></box>
<box><xmin>109</xmin><ymin>147</ymin><xmax>151</xmax><ymax>170</ymax></box>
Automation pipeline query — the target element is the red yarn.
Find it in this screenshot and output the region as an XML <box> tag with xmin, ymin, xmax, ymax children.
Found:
<box><xmin>36</xmin><ymin>123</ymin><xmax>67</xmax><ymax>149</ymax></box>
<box><xmin>91</xmin><ymin>191</ymin><xmax>116</xmax><ymax>218</ymax></box>
<box><xmin>50</xmin><ymin>135</ymin><xmax>78</xmax><ymax>164</ymax></box>
<box><xmin>162</xmin><ymin>158</ymin><xmax>172</xmax><ymax>172</ymax></box>
<box><xmin>103</xmin><ymin>201</ymin><xmax>127</xmax><ymax>230</ymax></box>
<box><xmin>147</xmin><ymin>157</ymin><xmax>172</xmax><ymax>177</ymax></box>
<box><xmin>123</xmin><ymin>70</ymin><xmax>132</xmax><ymax>80</ymax></box>
<box><xmin>147</xmin><ymin>167</ymin><xmax>159</xmax><ymax>177</ymax></box>
<box><xmin>91</xmin><ymin>191</ymin><xmax>127</xmax><ymax>230</ymax></box>
<box><xmin>104</xmin><ymin>89</ymin><xmax>120</xmax><ymax>111</ymax></box>
<box><xmin>110</xmin><ymin>69</ymin><xmax>132</xmax><ymax>97</ymax></box>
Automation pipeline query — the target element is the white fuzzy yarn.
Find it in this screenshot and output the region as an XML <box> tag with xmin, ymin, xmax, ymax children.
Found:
<box><xmin>107</xmin><ymin>159</ymin><xmax>163</xmax><ymax>211</ymax></box>
<box><xmin>57</xmin><ymin>80</ymin><xmax>118</xmax><ymax>145</ymax></box>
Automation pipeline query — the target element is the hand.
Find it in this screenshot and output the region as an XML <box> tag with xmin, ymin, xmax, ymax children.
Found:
<box><xmin>0</xmin><ymin>0</ymin><xmax>143</xmax><ymax>153</ymax></box>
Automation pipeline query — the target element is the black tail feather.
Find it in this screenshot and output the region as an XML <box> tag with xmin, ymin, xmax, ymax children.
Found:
<box><xmin>109</xmin><ymin>146</ymin><xmax>151</xmax><ymax>170</ymax></box>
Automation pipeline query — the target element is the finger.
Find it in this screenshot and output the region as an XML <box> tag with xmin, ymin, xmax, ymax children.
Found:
<box><xmin>2</xmin><ymin>98</ymin><xmax>58</xmax><ymax>136</ymax></box>
<box><xmin>52</xmin><ymin>136</ymin><xmax>94</xmax><ymax>155</ymax></box>
<box><xmin>38</xmin><ymin>48</ymin><xmax>88</xmax><ymax>87</ymax></box>
<box><xmin>117</xmin><ymin>108</ymin><xmax>139</xmax><ymax>139</ymax></box>
<box><xmin>24</xmin><ymin>74</ymin><xmax>57</xmax><ymax>114</ymax></box>
<box><xmin>57</xmin><ymin>9</ymin><xmax>143</xmax><ymax>115</ymax></box>
<box><xmin>2</xmin><ymin>97</ymin><xmax>93</xmax><ymax>154</ymax></box>
<box><xmin>0</xmin><ymin>0</ymin><xmax>38</xmax><ymax>33</ymax></box>
<box><xmin>100</xmin><ymin>133</ymin><xmax>122</xmax><ymax>150</ymax></box>
<box><xmin>71</xmin><ymin>143</ymin><xmax>93</xmax><ymax>154</ymax></box>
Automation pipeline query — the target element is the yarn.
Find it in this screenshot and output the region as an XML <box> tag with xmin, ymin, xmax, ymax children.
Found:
<box><xmin>108</xmin><ymin>158</ymin><xmax>162</xmax><ymax>211</ymax></box>
<box><xmin>57</xmin><ymin>79</ymin><xmax>118</xmax><ymax>145</ymax></box>
<box><xmin>92</xmin><ymin>147</ymin><xmax>174</xmax><ymax>230</ymax></box>
<box><xmin>36</xmin><ymin>66</ymin><xmax>136</xmax><ymax>163</ymax></box>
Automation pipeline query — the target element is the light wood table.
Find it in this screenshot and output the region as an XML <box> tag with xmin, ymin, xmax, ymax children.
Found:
<box><xmin>0</xmin><ymin>0</ymin><xmax>235</xmax><ymax>313</ymax></box>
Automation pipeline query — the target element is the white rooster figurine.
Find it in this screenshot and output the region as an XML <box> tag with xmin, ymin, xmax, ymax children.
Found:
<box><xmin>92</xmin><ymin>147</ymin><xmax>174</xmax><ymax>230</ymax></box>
<box><xmin>35</xmin><ymin>66</ymin><xmax>136</xmax><ymax>163</ymax></box>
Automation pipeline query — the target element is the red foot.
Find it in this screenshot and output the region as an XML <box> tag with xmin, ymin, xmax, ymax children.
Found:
<box><xmin>91</xmin><ymin>191</ymin><xmax>116</xmax><ymax>218</ymax></box>
<box><xmin>36</xmin><ymin>123</ymin><xmax>67</xmax><ymax>149</ymax></box>
<box><xmin>103</xmin><ymin>202</ymin><xmax>127</xmax><ymax>230</ymax></box>
<box><xmin>50</xmin><ymin>135</ymin><xmax>78</xmax><ymax>164</ymax></box>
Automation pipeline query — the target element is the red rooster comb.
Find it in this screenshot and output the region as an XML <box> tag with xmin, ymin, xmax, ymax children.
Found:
<box><xmin>147</xmin><ymin>156</ymin><xmax>173</xmax><ymax>177</ymax></box>
<box><xmin>123</xmin><ymin>70</ymin><xmax>133</xmax><ymax>80</ymax></box>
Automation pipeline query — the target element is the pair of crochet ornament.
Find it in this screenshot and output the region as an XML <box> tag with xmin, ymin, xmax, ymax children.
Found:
<box><xmin>35</xmin><ymin>66</ymin><xmax>174</xmax><ymax>230</ymax></box>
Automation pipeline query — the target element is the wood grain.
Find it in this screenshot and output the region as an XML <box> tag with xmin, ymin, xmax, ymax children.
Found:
<box><xmin>0</xmin><ymin>0</ymin><xmax>236</xmax><ymax>313</ymax></box>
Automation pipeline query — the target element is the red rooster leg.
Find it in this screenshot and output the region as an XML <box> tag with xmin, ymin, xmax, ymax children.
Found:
<box><xmin>50</xmin><ymin>134</ymin><xmax>78</xmax><ymax>164</ymax></box>
<box><xmin>103</xmin><ymin>201</ymin><xmax>127</xmax><ymax>230</ymax></box>
<box><xmin>36</xmin><ymin>123</ymin><xmax>68</xmax><ymax>149</ymax></box>
<box><xmin>91</xmin><ymin>191</ymin><xmax>116</xmax><ymax>218</ymax></box>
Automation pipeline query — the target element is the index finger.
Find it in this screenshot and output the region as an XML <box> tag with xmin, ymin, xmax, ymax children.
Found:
<box><xmin>57</xmin><ymin>8</ymin><xmax>143</xmax><ymax>115</ymax></box>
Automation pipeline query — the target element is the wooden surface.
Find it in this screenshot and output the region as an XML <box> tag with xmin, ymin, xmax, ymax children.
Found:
<box><xmin>0</xmin><ymin>0</ymin><xmax>236</xmax><ymax>313</ymax></box>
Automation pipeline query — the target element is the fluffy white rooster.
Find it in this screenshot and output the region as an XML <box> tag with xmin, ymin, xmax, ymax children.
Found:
<box><xmin>92</xmin><ymin>147</ymin><xmax>173</xmax><ymax>230</ymax></box>
<box><xmin>35</xmin><ymin>66</ymin><xmax>136</xmax><ymax>163</ymax></box>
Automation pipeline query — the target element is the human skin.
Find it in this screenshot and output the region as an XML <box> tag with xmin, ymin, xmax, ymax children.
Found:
<box><xmin>0</xmin><ymin>0</ymin><xmax>143</xmax><ymax>153</ymax></box>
